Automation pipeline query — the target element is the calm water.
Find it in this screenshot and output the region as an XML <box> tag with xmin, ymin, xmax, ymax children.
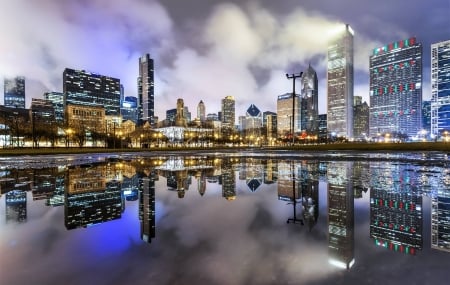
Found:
<box><xmin>1</xmin><ymin>150</ymin><xmax>450</xmax><ymax>285</ymax></box>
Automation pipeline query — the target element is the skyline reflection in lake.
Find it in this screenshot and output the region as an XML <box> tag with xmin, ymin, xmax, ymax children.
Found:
<box><xmin>1</xmin><ymin>151</ymin><xmax>449</xmax><ymax>285</ymax></box>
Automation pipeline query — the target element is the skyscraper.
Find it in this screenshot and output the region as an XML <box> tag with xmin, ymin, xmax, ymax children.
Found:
<box><xmin>222</xmin><ymin>96</ymin><xmax>236</xmax><ymax>129</ymax></box>
<box><xmin>277</xmin><ymin>93</ymin><xmax>300</xmax><ymax>139</ymax></box>
<box><xmin>138</xmin><ymin>54</ymin><xmax>155</xmax><ymax>126</ymax></box>
<box><xmin>431</xmin><ymin>39</ymin><xmax>450</xmax><ymax>138</ymax></box>
<box><xmin>369</xmin><ymin>37</ymin><xmax>422</xmax><ymax>139</ymax></box>
<box><xmin>44</xmin><ymin>91</ymin><xmax>64</xmax><ymax>123</ymax></box>
<box><xmin>301</xmin><ymin>64</ymin><xmax>319</xmax><ymax>135</ymax></box>
<box><xmin>4</xmin><ymin>76</ymin><xmax>25</xmax><ymax>109</ymax></box>
<box><xmin>327</xmin><ymin>24</ymin><xmax>354</xmax><ymax>139</ymax></box>
<box><xmin>197</xmin><ymin>100</ymin><xmax>206</xmax><ymax>122</ymax></box>
<box><xmin>63</xmin><ymin>68</ymin><xmax>121</xmax><ymax>116</ymax></box>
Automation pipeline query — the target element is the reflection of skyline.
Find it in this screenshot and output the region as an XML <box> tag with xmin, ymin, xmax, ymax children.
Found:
<box><xmin>431</xmin><ymin>188</ymin><xmax>450</xmax><ymax>252</ymax></box>
<box><xmin>369</xmin><ymin>162</ymin><xmax>423</xmax><ymax>255</ymax></box>
<box><xmin>64</xmin><ymin>165</ymin><xmax>123</xmax><ymax>230</ymax></box>
<box><xmin>139</xmin><ymin>174</ymin><xmax>156</xmax><ymax>243</ymax></box>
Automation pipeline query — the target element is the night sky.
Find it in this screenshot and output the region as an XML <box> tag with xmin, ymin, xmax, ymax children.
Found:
<box><xmin>0</xmin><ymin>0</ymin><xmax>449</xmax><ymax>120</ymax></box>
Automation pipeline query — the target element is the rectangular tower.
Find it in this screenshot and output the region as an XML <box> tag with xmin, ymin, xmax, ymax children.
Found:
<box><xmin>277</xmin><ymin>93</ymin><xmax>300</xmax><ymax>139</ymax></box>
<box><xmin>431</xmin><ymin>40</ymin><xmax>450</xmax><ymax>138</ymax></box>
<box><xmin>369</xmin><ymin>37</ymin><xmax>422</xmax><ymax>139</ymax></box>
<box><xmin>63</xmin><ymin>68</ymin><xmax>121</xmax><ymax>116</ymax></box>
<box><xmin>138</xmin><ymin>54</ymin><xmax>155</xmax><ymax>126</ymax></box>
<box><xmin>4</xmin><ymin>76</ymin><xmax>25</xmax><ymax>109</ymax></box>
<box><xmin>327</xmin><ymin>24</ymin><xmax>354</xmax><ymax>139</ymax></box>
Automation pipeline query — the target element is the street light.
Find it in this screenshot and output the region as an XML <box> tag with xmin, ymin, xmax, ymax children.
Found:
<box><xmin>286</xmin><ymin>72</ymin><xmax>303</xmax><ymax>145</ymax></box>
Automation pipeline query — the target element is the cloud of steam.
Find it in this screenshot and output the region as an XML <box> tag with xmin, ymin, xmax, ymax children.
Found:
<box><xmin>0</xmin><ymin>0</ymin><xmax>411</xmax><ymax>120</ymax></box>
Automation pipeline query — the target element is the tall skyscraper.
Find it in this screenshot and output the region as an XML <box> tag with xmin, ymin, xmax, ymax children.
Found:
<box><xmin>431</xmin><ymin>40</ymin><xmax>450</xmax><ymax>138</ymax></box>
<box><xmin>63</xmin><ymin>68</ymin><xmax>121</xmax><ymax>116</ymax></box>
<box><xmin>138</xmin><ymin>54</ymin><xmax>155</xmax><ymax>125</ymax></box>
<box><xmin>197</xmin><ymin>100</ymin><xmax>206</xmax><ymax>122</ymax></box>
<box><xmin>301</xmin><ymin>64</ymin><xmax>319</xmax><ymax>135</ymax></box>
<box><xmin>369</xmin><ymin>37</ymin><xmax>422</xmax><ymax>139</ymax></box>
<box><xmin>327</xmin><ymin>24</ymin><xmax>354</xmax><ymax>139</ymax></box>
<box><xmin>221</xmin><ymin>96</ymin><xmax>235</xmax><ymax>133</ymax></box>
<box><xmin>4</xmin><ymin>76</ymin><xmax>25</xmax><ymax>109</ymax></box>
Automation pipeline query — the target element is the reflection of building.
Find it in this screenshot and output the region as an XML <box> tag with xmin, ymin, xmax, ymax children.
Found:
<box><xmin>241</xmin><ymin>158</ymin><xmax>263</xmax><ymax>192</ymax></box>
<box><xmin>369</xmin><ymin>37</ymin><xmax>422</xmax><ymax>138</ymax></box>
<box><xmin>139</xmin><ymin>175</ymin><xmax>156</xmax><ymax>243</ymax></box>
<box><xmin>5</xmin><ymin>190</ymin><xmax>27</xmax><ymax>223</ymax></box>
<box><xmin>221</xmin><ymin>159</ymin><xmax>236</xmax><ymax>200</ymax></box>
<box><xmin>369</xmin><ymin>163</ymin><xmax>423</xmax><ymax>255</ymax></box>
<box><xmin>431</xmin><ymin>189</ymin><xmax>450</xmax><ymax>252</ymax></box>
<box><xmin>300</xmin><ymin>162</ymin><xmax>319</xmax><ymax>230</ymax></box>
<box><xmin>327</xmin><ymin>24</ymin><xmax>354</xmax><ymax>139</ymax></box>
<box><xmin>328</xmin><ymin>161</ymin><xmax>355</xmax><ymax>269</ymax></box>
<box><xmin>64</xmin><ymin>165</ymin><xmax>122</xmax><ymax>229</ymax></box>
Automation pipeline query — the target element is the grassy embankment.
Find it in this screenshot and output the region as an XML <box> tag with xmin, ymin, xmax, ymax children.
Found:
<box><xmin>0</xmin><ymin>142</ymin><xmax>449</xmax><ymax>156</ymax></box>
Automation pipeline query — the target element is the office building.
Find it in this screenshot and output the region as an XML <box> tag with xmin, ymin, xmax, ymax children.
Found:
<box><xmin>353</xmin><ymin>97</ymin><xmax>369</xmax><ymax>139</ymax></box>
<box><xmin>277</xmin><ymin>93</ymin><xmax>300</xmax><ymax>139</ymax></box>
<box><xmin>63</xmin><ymin>68</ymin><xmax>121</xmax><ymax>116</ymax></box>
<box><xmin>197</xmin><ymin>100</ymin><xmax>206</xmax><ymax>122</ymax></box>
<box><xmin>244</xmin><ymin>104</ymin><xmax>262</xmax><ymax>138</ymax></box>
<box><xmin>4</xmin><ymin>76</ymin><xmax>25</xmax><ymax>109</ymax></box>
<box><xmin>327</xmin><ymin>24</ymin><xmax>354</xmax><ymax>139</ymax></box>
<box><xmin>431</xmin><ymin>40</ymin><xmax>450</xmax><ymax>138</ymax></box>
<box><xmin>263</xmin><ymin>111</ymin><xmax>277</xmax><ymax>142</ymax></box>
<box><xmin>221</xmin><ymin>96</ymin><xmax>235</xmax><ymax>135</ymax></box>
<box><xmin>301</xmin><ymin>64</ymin><xmax>319</xmax><ymax>135</ymax></box>
<box><xmin>138</xmin><ymin>54</ymin><xmax>155</xmax><ymax>125</ymax></box>
<box><xmin>44</xmin><ymin>92</ymin><xmax>65</xmax><ymax>123</ymax></box>
<box><xmin>121</xmin><ymin>96</ymin><xmax>138</xmax><ymax>123</ymax></box>
<box><xmin>369</xmin><ymin>37</ymin><xmax>422</xmax><ymax>139</ymax></box>
<box><xmin>422</xmin><ymin>100</ymin><xmax>431</xmax><ymax>135</ymax></box>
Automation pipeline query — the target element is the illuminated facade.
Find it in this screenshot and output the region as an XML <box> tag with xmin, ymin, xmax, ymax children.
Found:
<box><xmin>63</xmin><ymin>68</ymin><xmax>121</xmax><ymax>116</ymax></box>
<box><xmin>277</xmin><ymin>93</ymin><xmax>300</xmax><ymax>138</ymax></box>
<box><xmin>44</xmin><ymin>91</ymin><xmax>64</xmax><ymax>123</ymax></box>
<box><xmin>5</xmin><ymin>190</ymin><xmax>27</xmax><ymax>223</ymax></box>
<box><xmin>221</xmin><ymin>96</ymin><xmax>235</xmax><ymax>131</ymax></box>
<box><xmin>139</xmin><ymin>175</ymin><xmax>156</xmax><ymax>243</ymax></box>
<box><xmin>4</xmin><ymin>76</ymin><xmax>25</xmax><ymax>109</ymax></box>
<box><xmin>369</xmin><ymin>37</ymin><xmax>422</xmax><ymax>138</ymax></box>
<box><xmin>197</xmin><ymin>100</ymin><xmax>206</xmax><ymax>122</ymax></box>
<box><xmin>431</xmin><ymin>40</ymin><xmax>450</xmax><ymax>138</ymax></box>
<box><xmin>65</xmin><ymin>104</ymin><xmax>106</xmax><ymax>136</ymax></box>
<box><xmin>327</xmin><ymin>24</ymin><xmax>354</xmax><ymax>138</ymax></box>
<box><xmin>138</xmin><ymin>53</ymin><xmax>155</xmax><ymax>125</ymax></box>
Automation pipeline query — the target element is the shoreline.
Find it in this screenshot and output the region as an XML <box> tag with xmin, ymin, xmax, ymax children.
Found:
<box><xmin>0</xmin><ymin>142</ymin><xmax>449</xmax><ymax>156</ymax></box>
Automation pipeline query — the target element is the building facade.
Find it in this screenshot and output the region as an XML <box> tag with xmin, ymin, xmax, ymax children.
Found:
<box><xmin>431</xmin><ymin>40</ymin><xmax>450</xmax><ymax>138</ymax></box>
<box><xmin>4</xmin><ymin>76</ymin><xmax>25</xmax><ymax>109</ymax></box>
<box><xmin>353</xmin><ymin>98</ymin><xmax>369</xmax><ymax>140</ymax></box>
<box><xmin>327</xmin><ymin>24</ymin><xmax>354</xmax><ymax>139</ymax></box>
<box><xmin>63</xmin><ymin>68</ymin><xmax>121</xmax><ymax>116</ymax></box>
<box><xmin>369</xmin><ymin>37</ymin><xmax>422</xmax><ymax>139</ymax></box>
<box><xmin>138</xmin><ymin>54</ymin><xmax>155</xmax><ymax>125</ymax></box>
<box><xmin>221</xmin><ymin>96</ymin><xmax>235</xmax><ymax>135</ymax></box>
<box><xmin>277</xmin><ymin>93</ymin><xmax>300</xmax><ymax>139</ymax></box>
<box><xmin>197</xmin><ymin>100</ymin><xmax>206</xmax><ymax>122</ymax></box>
<box><xmin>44</xmin><ymin>91</ymin><xmax>65</xmax><ymax>123</ymax></box>
<box><xmin>121</xmin><ymin>96</ymin><xmax>138</xmax><ymax>123</ymax></box>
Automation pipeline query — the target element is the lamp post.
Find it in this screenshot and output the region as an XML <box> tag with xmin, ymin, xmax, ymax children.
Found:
<box><xmin>286</xmin><ymin>72</ymin><xmax>303</xmax><ymax>145</ymax></box>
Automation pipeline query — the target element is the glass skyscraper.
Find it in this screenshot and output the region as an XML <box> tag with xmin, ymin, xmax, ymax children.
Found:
<box><xmin>369</xmin><ymin>37</ymin><xmax>422</xmax><ymax>139</ymax></box>
<box><xmin>327</xmin><ymin>24</ymin><xmax>354</xmax><ymax>139</ymax></box>
<box><xmin>63</xmin><ymin>68</ymin><xmax>121</xmax><ymax>116</ymax></box>
<box><xmin>301</xmin><ymin>64</ymin><xmax>319</xmax><ymax>135</ymax></box>
<box><xmin>4</xmin><ymin>76</ymin><xmax>25</xmax><ymax>109</ymax></box>
<box><xmin>431</xmin><ymin>39</ymin><xmax>450</xmax><ymax>138</ymax></box>
<box><xmin>138</xmin><ymin>54</ymin><xmax>155</xmax><ymax>125</ymax></box>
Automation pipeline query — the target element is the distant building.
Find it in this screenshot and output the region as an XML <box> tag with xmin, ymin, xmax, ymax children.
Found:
<box><xmin>277</xmin><ymin>93</ymin><xmax>300</xmax><ymax>138</ymax></box>
<box><xmin>165</xmin><ymin>108</ymin><xmax>176</xmax><ymax>126</ymax></box>
<box><xmin>327</xmin><ymin>24</ymin><xmax>354</xmax><ymax>139</ymax></box>
<box><xmin>353</xmin><ymin>99</ymin><xmax>369</xmax><ymax>139</ymax></box>
<box><xmin>221</xmin><ymin>96</ymin><xmax>235</xmax><ymax>136</ymax></box>
<box><xmin>301</xmin><ymin>64</ymin><xmax>319</xmax><ymax>135</ymax></box>
<box><xmin>197</xmin><ymin>100</ymin><xmax>206</xmax><ymax>122</ymax></box>
<box><xmin>369</xmin><ymin>37</ymin><xmax>422</xmax><ymax>139</ymax></box>
<box><xmin>422</xmin><ymin>100</ymin><xmax>431</xmax><ymax>135</ymax></box>
<box><xmin>138</xmin><ymin>54</ymin><xmax>155</xmax><ymax>125</ymax></box>
<box><xmin>206</xmin><ymin>113</ymin><xmax>219</xmax><ymax>121</ymax></box>
<box><xmin>44</xmin><ymin>92</ymin><xmax>65</xmax><ymax>123</ymax></box>
<box><xmin>431</xmin><ymin>40</ymin><xmax>450</xmax><ymax>138</ymax></box>
<box><xmin>4</xmin><ymin>76</ymin><xmax>25</xmax><ymax>109</ymax></box>
<box><xmin>30</xmin><ymin>99</ymin><xmax>56</xmax><ymax>143</ymax></box>
<box><xmin>121</xmin><ymin>96</ymin><xmax>138</xmax><ymax>123</ymax></box>
<box><xmin>318</xmin><ymin>114</ymin><xmax>327</xmax><ymax>142</ymax></box>
<box><xmin>175</xmin><ymin>99</ymin><xmax>187</xmax><ymax>127</ymax></box>
<box><xmin>244</xmin><ymin>104</ymin><xmax>262</xmax><ymax>138</ymax></box>
<box><xmin>63</xmin><ymin>68</ymin><xmax>121</xmax><ymax>116</ymax></box>
<box><xmin>263</xmin><ymin>111</ymin><xmax>277</xmax><ymax>142</ymax></box>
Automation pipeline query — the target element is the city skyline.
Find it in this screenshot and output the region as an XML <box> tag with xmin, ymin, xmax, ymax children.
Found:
<box><xmin>0</xmin><ymin>0</ymin><xmax>448</xmax><ymax>121</ymax></box>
